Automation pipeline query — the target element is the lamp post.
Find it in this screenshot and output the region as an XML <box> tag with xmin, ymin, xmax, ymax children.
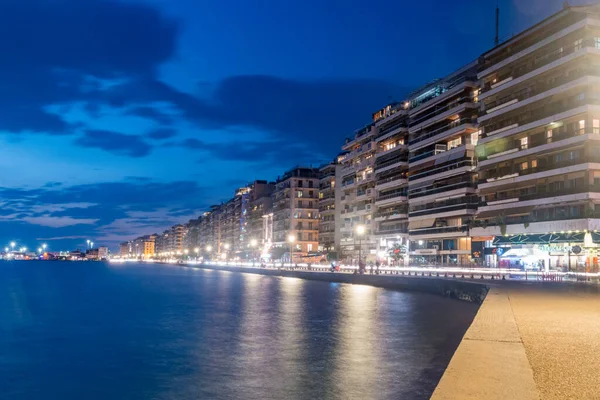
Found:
<box><xmin>356</xmin><ymin>224</ymin><xmax>366</xmax><ymax>269</ymax></box>
<box><xmin>288</xmin><ymin>234</ymin><xmax>296</xmax><ymax>266</ymax></box>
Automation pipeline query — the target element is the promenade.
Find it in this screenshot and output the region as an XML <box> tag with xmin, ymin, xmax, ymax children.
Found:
<box><xmin>433</xmin><ymin>283</ymin><xmax>600</xmax><ymax>400</ymax></box>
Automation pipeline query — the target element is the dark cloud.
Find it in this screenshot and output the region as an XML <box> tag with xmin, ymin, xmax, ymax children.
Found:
<box><xmin>74</xmin><ymin>130</ymin><xmax>152</xmax><ymax>157</ymax></box>
<box><xmin>0</xmin><ymin>0</ymin><xmax>178</xmax><ymax>134</ymax></box>
<box><xmin>128</xmin><ymin>106</ymin><xmax>174</xmax><ymax>125</ymax></box>
<box><xmin>147</xmin><ymin>128</ymin><xmax>177</xmax><ymax>140</ymax></box>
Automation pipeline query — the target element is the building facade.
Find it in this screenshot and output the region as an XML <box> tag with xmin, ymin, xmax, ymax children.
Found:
<box><xmin>407</xmin><ymin>62</ymin><xmax>481</xmax><ymax>265</ymax></box>
<box><xmin>318</xmin><ymin>162</ymin><xmax>337</xmax><ymax>253</ymax></box>
<box><xmin>472</xmin><ymin>3</ymin><xmax>600</xmax><ymax>272</ymax></box>
<box><xmin>272</xmin><ymin>167</ymin><xmax>320</xmax><ymax>256</ymax></box>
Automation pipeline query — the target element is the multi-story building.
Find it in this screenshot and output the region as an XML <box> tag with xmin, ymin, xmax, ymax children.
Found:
<box><xmin>119</xmin><ymin>241</ymin><xmax>131</xmax><ymax>257</ymax></box>
<box><xmin>407</xmin><ymin>61</ymin><xmax>480</xmax><ymax>265</ymax></box>
<box><xmin>318</xmin><ymin>161</ymin><xmax>337</xmax><ymax>253</ymax></box>
<box><xmin>472</xmin><ymin>3</ymin><xmax>600</xmax><ymax>271</ymax></box>
<box><xmin>338</xmin><ymin>123</ymin><xmax>377</xmax><ymax>261</ymax></box>
<box><xmin>246</xmin><ymin>180</ymin><xmax>275</xmax><ymax>255</ymax></box>
<box><xmin>272</xmin><ymin>167</ymin><xmax>320</xmax><ymax>255</ymax></box>
<box><xmin>373</xmin><ymin>103</ymin><xmax>410</xmax><ymax>257</ymax></box>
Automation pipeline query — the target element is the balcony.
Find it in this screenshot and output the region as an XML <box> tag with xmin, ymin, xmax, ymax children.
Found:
<box><xmin>409</xmin><ymin>225</ymin><xmax>468</xmax><ymax>237</ymax></box>
<box><xmin>375</xmin><ymin>143</ymin><xmax>407</xmax><ymax>158</ymax></box>
<box><xmin>375</xmin><ymin>174</ymin><xmax>408</xmax><ymax>190</ymax></box>
<box><xmin>410</xmin><ymin>95</ymin><xmax>478</xmax><ymax>129</ymax></box>
<box><xmin>482</xmin><ymin>183</ymin><xmax>600</xmax><ymax>207</ymax></box>
<box><xmin>410</xmin><ymin>75</ymin><xmax>477</xmax><ymax>113</ymax></box>
<box><xmin>409</xmin><ymin>117</ymin><xmax>476</xmax><ymax>148</ymax></box>
<box><xmin>375</xmin><ymin>223</ymin><xmax>408</xmax><ymax>236</ymax></box>
<box><xmin>408</xmin><ymin>197</ymin><xmax>478</xmax><ymax>218</ymax></box>
<box><xmin>480</xmin><ymin>155</ymin><xmax>600</xmax><ymax>186</ymax></box>
<box><xmin>481</xmin><ymin>38</ymin><xmax>600</xmax><ymax>94</ymax></box>
<box><xmin>408</xmin><ymin>181</ymin><xmax>477</xmax><ymax>200</ymax></box>
<box><xmin>376</xmin><ymin>121</ymin><xmax>408</xmax><ymax>140</ymax></box>
<box><xmin>375</xmin><ymin>190</ymin><xmax>408</xmax><ymax>206</ymax></box>
<box><xmin>374</xmin><ymin>157</ymin><xmax>407</xmax><ymax>173</ymax></box>
<box><xmin>409</xmin><ymin>159</ymin><xmax>476</xmax><ymax>182</ymax></box>
<box><xmin>373</xmin><ymin>207</ymin><xmax>408</xmax><ymax>221</ymax></box>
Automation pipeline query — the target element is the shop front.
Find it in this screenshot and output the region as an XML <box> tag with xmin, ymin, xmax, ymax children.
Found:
<box><xmin>487</xmin><ymin>232</ymin><xmax>600</xmax><ymax>272</ymax></box>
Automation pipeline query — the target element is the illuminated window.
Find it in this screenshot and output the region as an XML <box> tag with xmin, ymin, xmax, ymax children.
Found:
<box><xmin>579</xmin><ymin>120</ymin><xmax>586</xmax><ymax>134</ymax></box>
<box><xmin>447</xmin><ymin>137</ymin><xmax>462</xmax><ymax>149</ymax></box>
<box><xmin>574</xmin><ymin>38</ymin><xmax>583</xmax><ymax>51</ymax></box>
<box><xmin>307</xmin><ymin>212</ymin><xmax>312</xmax><ymax>218</ymax></box>
<box><xmin>296</xmin><ymin>190</ymin><xmax>303</xmax><ymax>198</ymax></box>
<box><xmin>593</xmin><ymin>119</ymin><xmax>599</xmax><ymax>134</ymax></box>
<box><xmin>520</xmin><ymin>137</ymin><xmax>528</xmax><ymax>150</ymax></box>
<box><xmin>520</xmin><ymin>161</ymin><xmax>528</xmax><ymax>171</ymax></box>
<box><xmin>385</xmin><ymin>142</ymin><xmax>397</xmax><ymax>151</ymax></box>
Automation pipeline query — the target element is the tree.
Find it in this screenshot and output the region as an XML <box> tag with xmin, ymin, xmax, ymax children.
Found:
<box><xmin>389</xmin><ymin>242</ymin><xmax>407</xmax><ymax>262</ymax></box>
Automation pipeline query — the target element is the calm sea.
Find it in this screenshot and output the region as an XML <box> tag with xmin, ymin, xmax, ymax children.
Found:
<box><xmin>0</xmin><ymin>261</ymin><xmax>477</xmax><ymax>399</ymax></box>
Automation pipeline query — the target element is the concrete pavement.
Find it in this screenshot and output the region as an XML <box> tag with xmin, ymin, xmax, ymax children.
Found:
<box><xmin>432</xmin><ymin>284</ymin><xmax>600</xmax><ymax>400</ymax></box>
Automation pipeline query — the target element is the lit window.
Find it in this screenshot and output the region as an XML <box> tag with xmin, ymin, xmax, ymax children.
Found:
<box><xmin>520</xmin><ymin>161</ymin><xmax>528</xmax><ymax>170</ymax></box>
<box><xmin>593</xmin><ymin>119</ymin><xmax>600</xmax><ymax>134</ymax></box>
<box><xmin>296</xmin><ymin>190</ymin><xmax>303</xmax><ymax>198</ymax></box>
<box><xmin>531</xmin><ymin>159</ymin><xmax>538</xmax><ymax>168</ymax></box>
<box><xmin>447</xmin><ymin>137</ymin><xmax>462</xmax><ymax>149</ymax></box>
<box><xmin>574</xmin><ymin>38</ymin><xmax>583</xmax><ymax>51</ymax></box>
<box><xmin>579</xmin><ymin>120</ymin><xmax>586</xmax><ymax>134</ymax></box>
<box><xmin>520</xmin><ymin>137</ymin><xmax>528</xmax><ymax>150</ymax></box>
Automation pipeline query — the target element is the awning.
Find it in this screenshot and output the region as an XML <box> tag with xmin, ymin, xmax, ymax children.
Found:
<box><xmin>409</xmin><ymin>160</ymin><xmax>435</xmax><ymax>173</ymax></box>
<box><xmin>477</xmin><ymin>205</ymin><xmax>534</xmax><ymax>219</ymax></box>
<box><xmin>408</xmin><ymin>218</ymin><xmax>436</xmax><ymax>230</ymax></box>
<box><xmin>434</xmin><ymin>152</ymin><xmax>452</xmax><ymax>165</ymax></box>
<box><xmin>447</xmin><ymin>148</ymin><xmax>467</xmax><ymax>162</ymax></box>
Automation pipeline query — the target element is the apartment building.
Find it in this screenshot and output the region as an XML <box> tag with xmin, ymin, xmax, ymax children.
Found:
<box><xmin>119</xmin><ymin>241</ymin><xmax>131</xmax><ymax>257</ymax></box>
<box><xmin>407</xmin><ymin>62</ymin><xmax>480</xmax><ymax>265</ymax></box>
<box><xmin>373</xmin><ymin>103</ymin><xmax>410</xmax><ymax>256</ymax></box>
<box><xmin>472</xmin><ymin>3</ymin><xmax>600</xmax><ymax>271</ymax></box>
<box><xmin>272</xmin><ymin>167</ymin><xmax>320</xmax><ymax>255</ymax></box>
<box><xmin>318</xmin><ymin>162</ymin><xmax>337</xmax><ymax>253</ymax></box>
<box><xmin>246</xmin><ymin>180</ymin><xmax>275</xmax><ymax>255</ymax></box>
<box><xmin>338</xmin><ymin>124</ymin><xmax>377</xmax><ymax>261</ymax></box>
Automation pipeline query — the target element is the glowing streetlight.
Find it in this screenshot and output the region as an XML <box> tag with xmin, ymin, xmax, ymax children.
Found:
<box><xmin>10</xmin><ymin>242</ymin><xmax>15</xmax><ymax>250</ymax></box>
<box><xmin>206</xmin><ymin>245</ymin><xmax>212</xmax><ymax>252</ymax></box>
<box><xmin>184</xmin><ymin>249</ymin><xmax>189</xmax><ymax>254</ymax></box>
<box><xmin>42</xmin><ymin>243</ymin><xmax>47</xmax><ymax>250</ymax></box>
<box><xmin>90</xmin><ymin>242</ymin><xmax>94</xmax><ymax>249</ymax></box>
<box><xmin>288</xmin><ymin>234</ymin><xmax>296</xmax><ymax>265</ymax></box>
<box><xmin>355</xmin><ymin>224</ymin><xmax>366</xmax><ymax>268</ymax></box>
<box><xmin>4</xmin><ymin>247</ymin><xmax>8</xmax><ymax>253</ymax></box>
<box><xmin>250</xmin><ymin>239</ymin><xmax>258</xmax><ymax>262</ymax></box>
<box><xmin>86</xmin><ymin>239</ymin><xmax>90</xmax><ymax>249</ymax></box>
<box><xmin>38</xmin><ymin>248</ymin><xmax>42</xmax><ymax>254</ymax></box>
<box><xmin>224</xmin><ymin>243</ymin><xmax>230</xmax><ymax>250</ymax></box>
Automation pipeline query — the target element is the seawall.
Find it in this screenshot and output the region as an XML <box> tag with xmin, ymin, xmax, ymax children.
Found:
<box><xmin>186</xmin><ymin>263</ymin><xmax>489</xmax><ymax>304</ymax></box>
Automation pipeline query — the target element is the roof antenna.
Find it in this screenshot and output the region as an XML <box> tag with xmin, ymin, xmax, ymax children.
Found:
<box><xmin>494</xmin><ymin>0</ymin><xmax>500</xmax><ymax>46</ymax></box>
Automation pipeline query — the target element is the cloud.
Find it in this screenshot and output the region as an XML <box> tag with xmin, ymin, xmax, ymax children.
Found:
<box><xmin>127</xmin><ymin>106</ymin><xmax>174</xmax><ymax>125</ymax></box>
<box><xmin>147</xmin><ymin>128</ymin><xmax>177</xmax><ymax>140</ymax></box>
<box><xmin>74</xmin><ymin>129</ymin><xmax>152</xmax><ymax>157</ymax></box>
<box><xmin>21</xmin><ymin>216</ymin><xmax>98</xmax><ymax>228</ymax></box>
<box><xmin>0</xmin><ymin>0</ymin><xmax>178</xmax><ymax>134</ymax></box>
<box><xmin>36</xmin><ymin>235</ymin><xmax>89</xmax><ymax>241</ymax></box>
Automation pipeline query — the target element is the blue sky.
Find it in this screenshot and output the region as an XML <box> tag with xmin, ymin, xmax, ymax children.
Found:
<box><xmin>0</xmin><ymin>0</ymin><xmax>582</xmax><ymax>251</ymax></box>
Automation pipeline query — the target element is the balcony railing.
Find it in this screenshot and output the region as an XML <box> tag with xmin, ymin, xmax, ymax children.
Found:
<box><xmin>410</xmin><ymin>75</ymin><xmax>477</xmax><ymax>110</ymax></box>
<box><xmin>409</xmin><ymin>117</ymin><xmax>476</xmax><ymax>147</ymax></box>
<box><xmin>376</xmin><ymin>174</ymin><xmax>408</xmax><ymax>186</ymax></box>
<box><xmin>410</xmin><ymin>225</ymin><xmax>468</xmax><ymax>236</ymax></box>
<box><xmin>409</xmin><ymin>197</ymin><xmax>478</xmax><ymax>218</ymax></box>
<box><xmin>377</xmin><ymin>120</ymin><xmax>408</xmax><ymax>137</ymax></box>
<box><xmin>483</xmin><ymin>184</ymin><xmax>600</xmax><ymax>205</ymax></box>
<box><xmin>409</xmin><ymin>181</ymin><xmax>477</xmax><ymax>200</ymax></box>
<box><xmin>482</xmin><ymin>38</ymin><xmax>599</xmax><ymax>93</ymax></box>
<box><xmin>484</xmin><ymin>68</ymin><xmax>600</xmax><ymax>112</ymax></box>
<box><xmin>480</xmin><ymin>155</ymin><xmax>600</xmax><ymax>184</ymax></box>
<box><xmin>376</xmin><ymin>190</ymin><xmax>408</xmax><ymax>202</ymax></box>
<box><xmin>374</xmin><ymin>208</ymin><xmax>408</xmax><ymax>219</ymax></box>
<box><xmin>375</xmin><ymin>158</ymin><xmax>406</xmax><ymax>171</ymax></box>
<box><xmin>410</xmin><ymin>95</ymin><xmax>477</xmax><ymax>127</ymax></box>
<box><xmin>482</xmin><ymin>96</ymin><xmax>600</xmax><ymax>139</ymax></box>
<box><xmin>409</xmin><ymin>159</ymin><xmax>475</xmax><ymax>182</ymax></box>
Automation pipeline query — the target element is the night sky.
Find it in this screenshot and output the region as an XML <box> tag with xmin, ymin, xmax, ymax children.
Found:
<box><xmin>0</xmin><ymin>0</ymin><xmax>581</xmax><ymax>251</ymax></box>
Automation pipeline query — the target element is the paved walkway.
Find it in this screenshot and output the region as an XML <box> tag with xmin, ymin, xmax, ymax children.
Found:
<box><xmin>432</xmin><ymin>284</ymin><xmax>600</xmax><ymax>399</ymax></box>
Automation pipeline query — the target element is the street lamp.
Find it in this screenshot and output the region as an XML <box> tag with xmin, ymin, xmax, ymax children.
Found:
<box><xmin>194</xmin><ymin>247</ymin><xmax>199</xmax><ymax>260</ymax></box>
<box><xmin>86</xmin><ymin>239</ymin><xmax>90</xmax><ymax>249</ymax></box>
<box><xmin>356</xmin><ymin>224</ymin><xmax>366</xmax><ymax>268</ymax></box>
<box><xmin>42</xmin><ymin>243</ymin><xmax>47</xmax><ymax>251</ymax></box>
<box><xmin>4</xmin><ymin>247</ymin><xmax>8</xmax><ymax>253</ymax></box>
<box><xmin>38</xmin><ymin>248</ymin><xmax>42</xmax><ymax>254</ymax></box>
<box><xmin>184</xmin><ymin>249</ymin><xmax>189</xmax><ymax>260</ymax></box>
<box><xmin>90</xmin><ymin>242</ymin><xmax>94</xmax><ymax>249</ymax></box>
<box><xmin>10</xmin><ymin>242</ymin><xmax>15</xmax><ymax>250</ymax></box>
<box><xmin>288</xmin><ymin>234</ymin><xmax>296</xmax><ymax>265</ymax></box>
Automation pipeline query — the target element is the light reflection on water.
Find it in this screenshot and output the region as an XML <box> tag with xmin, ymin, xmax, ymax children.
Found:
<box><xmin>0</xmin><ymin>262</ymin><xmax>478</xmax><ymax>400</ymax></box>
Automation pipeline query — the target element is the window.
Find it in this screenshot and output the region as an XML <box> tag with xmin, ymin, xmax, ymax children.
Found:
<box><xmin>578</xmin><ymin>120</ymin><xmax>586</xmax><ymax>134</ymax></box>
<box><xmin>576</xmin><ymin>92</ymin><xmax>585</xmax><ymax>102</ymax></box>
<box><xmin>297</xmin><ymin>180</ymin><xmax>303</xmax><ymax>188</ymax></box>
<box><xmin>520</xmin><ymin>137</ymin><xmax>528</xmax><ymax>150</ymax></box>
<box><xmin>309</xmin><ymin>201</ymin><xmax>313</xmax><ymax>208</ymax></box>
<box><xmin>307</xmin><ymin>243</ymin><xmax>313</xmax><ymax>251</ymax></box>
<box><xmin>307</xmin><ymin>212</ymin><xmax>312</xmax><ymax>218</ymax></box>
<box><xmin>319</xmin><ymin>192</ymin><xmax>324</xmax><ymax>199</ymax></box>
<box><xmin>547</xmin><ymin>129</ymin><xmax>553</xmax><ymax>142</ymax></box>
<box><xmin>568</xmin><ymin>150</ymin><xmax>580</xmax><ymax>160</ymax></box>
<box><xmin>520</xmin><ymin>161</ymin><xmax>528</xmax><ymax>171</ymax></box>
<box><xmin>531</xmin><ymin>159</ymin><xmax>538</xmax><ymax>168</ymax></box>
<box><xmin>447</xmin><ymin>137</ymin><xmax>462</xmax><ymax>149</ymax></box>
<box><xmin>308</xmin><ymin>181</ymin><xmax>313</xmax><ymax>188</ymax></box>
<box><xmin>309</xmin><ymin>190</ymin><xmax>314</xmax><ymax>197</ymax></box>
<box><xmin>574</xmin><ymin>38</ymin><xmax>583</xmax><ymax>51</ymax></box>
<box><xmin>298</xmin><ymin>200</ymin><xmax>303</xmax><ymax>208</ymax></box>
<box><xmin>308</xmin><ymin>222</ymin><xmax>313</xmax><ymax>230</ymax></box>
<box><xmin>593</xmin><ymin>119</ymin><xmax>600</xmax><ymax>134</ymax></box>
<box><xmin>596</xmin><ymin>37</ymin><xmax>600</xmax><ymax>49</ymax></box>
<box><xmin>296</xmin><ymin>190</ymin><xmax>303</xmax><ymax>198</ymax></box>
